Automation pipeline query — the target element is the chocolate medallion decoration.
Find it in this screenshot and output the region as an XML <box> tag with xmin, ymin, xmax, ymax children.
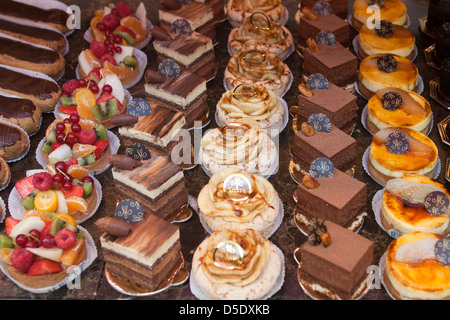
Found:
<box><xmin>223</xmin><ymin>173</ymin><xmax>253</xmax><ymax>202</ymax></box>
<box><xmin>375</xmin><ymin>20</ymin><xmax>394</xmax><ymax>38</ymax></box>
<box><xmin>232</xmin><ymin>84</ymin><xmax>256</xmax><ymax>100</ymax></box>
<box><xmin>381</xmin><ymin>91</ymin><xmax>402</xmax><ymax>111</ymax></box>
<box><xmin>435</xmin><ymin>236</ymin><xmax>450</xmax><ymax>266</ymax></box>
<box><xmin>126</xmin><ymin>98</ymin><xmax>152</xmax><ymax>117</ymax></box>
<box><xmin>315</xmin><ymin>30</ymin><xmax>336</xmax><ymax>46</ymax></box>
<box><xmin>307</xmin><ymin>113</ymin><xmax>331</xmax><ymax>133</ymax></box>
<box><xmin>124</xmin><ymin>143</ymin><xmax>151</xmax><ymax>161</ymax></box>
<box><xmin>424</xmin><ymin>191</ymin><xmax>449</xmax><ymax>216</ymax></box>
<box><xmin>213</xmin><ymin>240</ymin><xmax>244</xmax><ymax>269</ymax></box>
<box><xmin>170</xmin><ymin>19</ymin><xmax>192</xmax><ymax>35</ymax></box>
<box><xmin>158</xmin><ymin>59</ymin><xmax>181</xmax><ymax>78</ymax></box>
<box><xmin>306</xmin><ymin>73</ymin><xmax>329</xmax><ymax>90</ymax></box>
<box><xmin>309</xmin><ymin>157</ymin><xmax>334</xmax><ymax>178</ymax></box>
<box><xmin>312</xmin><ymin>0</ymin><xmax>332</xmax><ymax>15</ymax></box>
<box><xmin>250</xmin><ymin>11</ymin><xmax>271</xmax><ymax>30</ymax></box>
<box><xmin>377</xmin><ymin>54</ymin><xmax>397</xmax><ymax>73</ymax></box>
<box><xmin>115</xmin><ymin>199</ymin><xmax>144</xmax><ymax>224</ymax></box>
<box><xmin>385</xmin><ymin>131</ymin><xmax>409</xmax><ymax>154</ymax></box>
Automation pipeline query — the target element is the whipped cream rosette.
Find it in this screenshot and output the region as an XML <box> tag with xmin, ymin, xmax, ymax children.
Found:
<box><xmin>227</xmin><ymin>0</ymin><xmax>288</xmax><ymax>28</ymax></box>
<box><xmin>216</xmin><ymin>84</ymin><xmax>285</xmax><ymax>134</ymax></box>
<box><xmin>190</xmin><ymin>228</ymin><xmax>284</xmax><ymax>299</ymax></box>
<box><xmin>197</xmin><ymin>168</ymin><xmax>283</xmax><ymax>237</ymax></box>
<box><xmin>199</xmin><ymin>118</ymin><xmax>278</xmax><ymax>177</ymax></box>
<box><xmin>228</xmin><ymin>12</ymin><xmax>294</xmax><ymax>60</ymax></box>
<box><xmin>224</xmin><ymin>50</ymin><xmax>292</xmax><ymax>96</ymax></box>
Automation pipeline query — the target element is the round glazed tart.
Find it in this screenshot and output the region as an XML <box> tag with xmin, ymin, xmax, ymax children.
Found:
<box><xmin>227</xmin><ymin>0</ymin><xmax>288</xmax><ymax>27</ymax></box>
<box><xmin>224</xmin><ymin>50</ymin><xmax>291</xmax><ymax>97</ymax></box>
<box><xmin>358</xmin><ymin>22</ymin><xmax>415</xmax><ymax>60</ymax></box>
<box><xmin>381</xmin><ymin>175</ymin><xmax>450</xmax><ymax>235</ymax></box>
<box><xmin>368</xmin><ymin>127</ymin><xmax>439</xmax><ymax>185</ymax></box>
<box><xmin>228</xmin><ymin>13</ymin><xmax>294</xmax><ymax>60</ymax></box>
<box><xmin>351</xmin><ymin>0</ymin><xmax>407</xmax><ymax>31</ymax></box>
<box><xmin>366</xmin><ymin>88</ymin><xmax>431</xmax><ymax>134</ymax></box>
<box><xmin>358</xmin><ymin>53</ymin><xmax>418</xmax><ymax>99</ymax></box>
<box><xmin>384</xmin><ymin>232</ymin><xmax>450</xmax><ymax>300</ymax></box>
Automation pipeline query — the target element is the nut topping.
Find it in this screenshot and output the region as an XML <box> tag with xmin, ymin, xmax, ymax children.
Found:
<box><xmin>306</xmin><ymin>38</ymin><xmax>320</xmax><ymax>52</ymax></box>
<box><xmin>301</xmin><ymin>122</ymin><xmax>315</xmax><ymax>137</ymax></box>
<box><xmin>302</xmin><ymin>174</ymin><xmax>320</xmax><ymax>189</ymax></box>
<box><xmin>298</xmin><ymin>83</ymin><xmax>314</xmax><ymax>98</ymax></box>
<box><xmin>302</xmin><ymin>6</ymin><xmax>318</xmax><ymax>20</ymax></box>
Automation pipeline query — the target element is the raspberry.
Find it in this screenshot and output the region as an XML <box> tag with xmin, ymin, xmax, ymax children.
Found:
<box><xmin>90</xmin><ymin>41</ymin><xmax>107</xmax><ymax>58</ymax></box>
<box><xmin>32</xmin><ymin>172</ymin><xmax>53</xmax><ymax>191</ymax></box>
<box><xmin>62</xmin><ymin>79</ymin><xmax>80</xmax><ymax>95</ymax></box>
<box><xmin>115</xmin><ymin>2</ymin><xmax>133</xmax><ymax>18</ymax></box>
<box><xmin>102</xmin><ymin>13</ymin><xmax>119</xmax><ymax>30</ymax></box>
<box><xmin>101</xmin><ymin>53</ymin><xmax>117</xmax><ymax>66</ymax></box>
<box><xmin>54</xmin><ymin>229</ymin><xmax>77</xmax><ymax>250</ymax></box>
<box><xmin>11</xmin><ymin>248</ymin><xmax>34</xmax><ymax>273</ymax></box>
<box><xmin>78</xmin><ymin>129</ymin><xmax>97</xmax><ymax>145</ymax></box>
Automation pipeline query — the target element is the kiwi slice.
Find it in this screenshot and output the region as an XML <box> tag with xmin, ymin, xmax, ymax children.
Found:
<box><xmin>123</xmin><ymin>56</ymin><xmax>138</xmax><ymax>68</ymax></box>
<box><xmin>113</xmin><ymin>30</ymin><xmax>135</xmax><ymax>45</ymax></box>
<box><xmin>94</xmin><ymin>124</ymin><xmax>108</xmax><ymax>140</ymax></box>
<box><xmin>0</xmin><ymin>235</ymin><xmax>13</xmax><ymax>249</ymax></box>
<box><xmin>60</xmin><ymin>96</ymin><xmax>76</xmax><ymax>107</ymax></box>
<box><xmin>21</xmin><ymin>195</ymin><xmax>35</xmax><ymax>210</ymax></box>
<box><xmin>50</xmin><ymin>217</ymin><xmax>65</xmax><ymax>236</ymax></box>
<box><xmin>91</xmin><ymin>99</ymin><xmax>118</xmax><ymax>121</ymax></box>
<box><xmin>88</xmin><ymin>73</ymin><xmax>100</xmax><ymax>84</ymax></box>
<box><xmin>41</xmin><ymin>142</ymin><xmax>52</xmax><ymax>154</ymax></box>
<box><xmin>77</xmin><ymin>154</ymin><xmax>96</xmax><ymax>166</ymax></box>
<box><xmin>83</xmin><ymin>182</ymin><xmax>93</xmax><ymax>198</ymax></box>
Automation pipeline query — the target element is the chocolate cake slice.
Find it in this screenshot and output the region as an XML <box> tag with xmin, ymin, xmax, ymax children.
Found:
<box><xmin>112</xmin><ymin>154</ymin><xmax>188</xmax><ymax>221</ymax></box>
<box><xmin>194</xmin><ymin>0</ymin><xmax>226</xmax><ymax>22</ymax></box>
<box><xmin>298</xmin><ymin>220</ymin><xmax>374</xmax><ymax>300</ymax></box>
<box><xmin>301</xmin><ymin>0</ymin><xmax>348</xmax><ymax>20</ymax></box>
<box><xmin>297</xmin><ymin>82</ymin><xmax>357</xmax><ymax>134</ymax></box>
<box><xmin>100</xmin><ymin>213</ymin><xmax>182</xmax><ymax>292</ymax></box>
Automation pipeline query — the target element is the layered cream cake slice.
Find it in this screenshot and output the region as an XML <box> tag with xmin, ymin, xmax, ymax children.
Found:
<box><xmin>100</xmin><ymin>213</ymin><xmax>182</xmax><ymax>292</ymax></box>
<box><xmin>112</xmin><ymin>154</ymin><xmax>188</xmax><ymax>221</ymax></box>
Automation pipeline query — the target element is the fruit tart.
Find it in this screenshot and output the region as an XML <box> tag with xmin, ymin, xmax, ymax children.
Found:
<box><xmin>57</xmin><ymin>68</ymin><xmax>128</xmax><ymax>129</ymax></box>
<box><xmin>78</xmin><ymin>37</ymin><xmax>143</xmax><ymax>87</ymax></box>
<box><xmin>0</xmin><ymin>213</ymin><xmax>94</xmax><ymax>291</ymax></box>
<box><xmin>11</xmin><ymin>163</ymin><xmax>99</xmax><ymax>222</ymax></box>
<box><xmin>39</xmin><ymin>116</ymin><xmax>116</xmax><ymax>175</ymax></box>
<box><xmin>89</xmin><ymin>1</ymin><xmax>149</xmax><ymax>49</ymax></box>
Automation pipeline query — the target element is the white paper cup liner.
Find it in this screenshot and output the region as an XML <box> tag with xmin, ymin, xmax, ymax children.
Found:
<box><xmin>362</xmin><ymin>146</ymin><xmax>441</xmax><ymax>187</ymax></box>
<box><xmin>372</xmin><ymin>188</ymin><xmax>403</xmax><ymax>239</ymax></box>
<box><xmin>215</xmin><ymin>96</ymin><xmax>289</xmax><ymax>138</ymax></box>
<box><xmin>189</xmin><ymin>242</ymin><xmax>285</xmax><ymax>300</ymax></box>
<box><xmin>76</xmin><ymin>47</ymin><xmax>147</xmax><ymax>90</ymax></box>
<box><xmin>84</xmin><ymin>19</ymin><xmax>153</xmax><ymax>50</ymax></box>
<box><xmin>0</xmin><ymin>64</ymin><xmax>60</xmax><ymax>113</ymax></box>
<box><xmin>378</xmin><ymin>251</ymin><xmax>399</xmax><ymax>300</ymax></box>
<box><xmin>8</xmin><ymin>175</ymin><xmax>102</xmax><ymax>224</ymax></box>
<box><xmin>189</xmin><ymin>193</ymin><xmax>284</xmax><ymax>238</ymax></box>
<box><xmin>0</xmin><ymin>197</ymin><xmax>6</xmax><ymax>223</ymax></box>
<box><xmin>361</xmin><ymin>105</ymin><xmax>434</xmax><ymax>136</ymax></box>
<box><xmin>36</xmin><ymin>130</ymin><xmax>120</xmax><ymax>176</ymax></box>
<box><xmin>0</xmin><ymin>117</ymin><xmax>30</xmax><ymax>163</ymax></box>
<box><xmin>356</xmin><ymin>74</ymin><xmax>424</xmax><ymax>100</ymax></box>
<box><xmin>0</xmin><ymin>225</ymin><xmax>97</xmax><ymax>294</ymax></box>
<box><xmin>352</xmin><ymin>35</ymin><xmax>418</xmax><ymax>62</ymax></box>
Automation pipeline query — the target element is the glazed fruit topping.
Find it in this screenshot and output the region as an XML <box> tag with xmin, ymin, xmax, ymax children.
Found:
<box><xmin>54</xmin><ymin>229</ymin><xmax>77</xmax><ymax>250</ymax></box>
<box><xmin>32</xmin><ymin>172</ymin><xmax>53</xmax><ymax>191</ymax></box>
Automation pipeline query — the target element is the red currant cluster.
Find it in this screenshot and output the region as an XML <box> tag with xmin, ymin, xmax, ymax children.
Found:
<box><xmin>55</xmin><ymin>114</ymin><xmax>82</xmax><ymax>147</ymax></box>
<box><xmin>15</xmin><ymin>229</ymin><xmax>55</xmax><ymax>249</ymax></box>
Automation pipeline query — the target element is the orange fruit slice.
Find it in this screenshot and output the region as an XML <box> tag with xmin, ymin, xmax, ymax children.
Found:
<box><xmin>79</xmin><ymin>119</ymin><xmax>97</xmax><ymax>130</ymax></box>
<box><xmin>103</xmin><ymin>61</ymin><xmax>133</xmax><ymax>80</ymax></box>
<box><xmin>77</xmin><ymin>104</ymin><xmax>96</xmax><ymax>122</ymax></box>
<box><xmin>22</xmin><ymin>210</ymin><xmax>52</xmax><ymax>223</ymax></box>
<box><xmin>65</xmin><ymin>197</ymin><xmax>88</xmax><ymax>213</ymax></box>
<box><xmin>84</xmin><ymin>49</ymin><xmax>102</xmax><ymax>70</ymax></box>
<box><xmin>120</xmin><ymin>16</ymin><xmax>147</xmax><ymax>42</ymax></box>
<box><xmin>72</xmin><ymin>143</ymin><xmax>97</xmax><ymax>158</ymax></box>
<box><xmin>67</xmin><ymin>165</ymin><xmax>90</xmax><ymax>180</ymax></box>
<box><xmin>34</xmin><ymin>190</ymin><xmax>58</xmax><ymax>213</ymax></box>
<box><xmin>0</xmin><ymin>248</ymin><xmax>14</xmax><ymax>265</ymax></box>
<box><xmin>53</xmin><ymin>213</ymin><xmax>77</xmax><ymax>228</ymax></box>
<box><xmin>46</xmin><ymin>164</ymin><xmax>57</xmax><ymax>176</ymax></box>
<box><xmin>90</xmin><ymin>16</ymin><xmax>106</xmax><ymax>43</ymax></box>
<box><xmin>75</xmin><ymin>88</ymin><xmax>97</xmax><ymax>109</ymax></box>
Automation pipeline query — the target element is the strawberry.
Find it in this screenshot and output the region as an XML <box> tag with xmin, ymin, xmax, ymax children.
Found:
<box><xmin>67</xmin><ymin>158</ymin><xmax>79</xmax><ymax>166</ymax></box>
<box><xmin>39</xmin><ymin>220</ymin><xmax>53</xmax><ymax>239</ymax></box>
<box><xmin>86</xmin><ymin>67</ymin><xmax>102</xmax><ymax>82</ymax></box>
<box><xmin>27</xmin><ymin>259</ymin><xmax>63</xmax><ymax>276</ymax></box>
<box><xmin>51</xmin><ymin>143</ymin><xmax>64</xmax><ymax>152</ymax></box>
<box><xmin>15</xmin><ymin>176</ymin><xmax>35</xmax><ymax>199</ymax></box>
<box><xmin>58</xmin><ymin>106</ymin><xmax>78</xmax><ymax>115</ymax></box>
<box><xmin>5</xmin><ymin>217</ymin><xmax>20</xmax><ymax>236</ymax></box>
<box><xmin>116</xmin><ymin>1</ymin><xmax>133</xmax><ymax>17</ymax></box>
<box><xmin>94</xmin><ymin>140</ymin><xmax>109</xmax><ymax>160</ymax></box>
<box><xmin>59</xmin><ymin>185</ymin><xmax>84</xmax><ymax>198</ymax></box>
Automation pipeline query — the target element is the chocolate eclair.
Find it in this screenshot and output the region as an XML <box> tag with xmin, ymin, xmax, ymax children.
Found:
<box><xmin>0</xmin><ymin>0</ymin><xmax>71</xmax><ymax>33</ymax></box>
<box><xmin>0</xmin><ymin>66</ymin><xmax>61</xmax><ymax>113</ymax></box>
<box><xmin>0</xmin><ymin>120</ymin><xmax>29</xmax><ymax>161</ymax></box>
<box><xmin>0</xmin><ymin>36</ymin><xmax>66</xmax><ymax>80</ymax></box>
<box><xmin>0</xmin><ymin>95</ymin><xmax>42</xmax><ymax>136</ymax></box>
<box><xmin>0</xmin><ymin>18</ymin><xmax>67</xmax><ymax>55</ymax></box>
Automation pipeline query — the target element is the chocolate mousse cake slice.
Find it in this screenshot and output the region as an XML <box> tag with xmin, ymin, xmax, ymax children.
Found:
<box><xmin>298</xmin><ymin>220</ymin><xmax>374</xmax><ymax>300</ymax></box>
<box><xmin>297</xmin><ymin>78</ymin><xmax>358</xmax><ymax>134</ymax></box>
<box><xmin>100</xmin><ymin>214</ymin><xmax>182</xmax><ymax>292</ymax></box>
<box><xmin>152</xmin><ymin>26</ymin><xmax>216</xmax><ymax>81</ymax></box>
<box><xmin>144</xmin><ymin>67</ymin><xmax>209</xmax><ymax>129</ymax></box>
<box><xmin>295</xmin><ymin>168</ymin><xmax>367</xmax><ymax>228</ymax></box>
<box><xmin>159</xmin><ymin>0</ymin><xmax>216</xmax><ymax>43</ymax></box>
<box><xmin>300</xmin><ymin>0</ymin><xmax>348</xmax><ymax>20</ymax></box>
<box><xmin>112</xmin><ymin>154</ymin><xmax>188</xmax><ymax>221</ymax></box>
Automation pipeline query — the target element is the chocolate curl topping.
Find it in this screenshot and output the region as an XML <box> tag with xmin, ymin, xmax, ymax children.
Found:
<box><xmin>108</xmin><ymin>154</ymin><xmax>143</xmax><ymax>170</ymax></box>
<box><xmin>110</xmin><ymin>114</ymin><xmax>139</xmax><ymax>127</ymax></box>
<box><xmin>145</xmin><ymin>69</ymin><xmax>167</xmax><ymax>84</ymax></box>
<box><xmin>159</xmin><ymin>0</ymin><xmax>181</xmax><ymax>10</ymax></box>
<box><xmin>95</xmin><ymin>217</ymin><xmax>132</xmax><ymax>237</ymax></box>
<box><xmin>151</xmin><ymin>25</ymin><xmax>172</xmax><ymax>41</ymax></box>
